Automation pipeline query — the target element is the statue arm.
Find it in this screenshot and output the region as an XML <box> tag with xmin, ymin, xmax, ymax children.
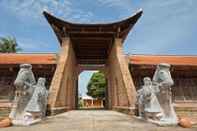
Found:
<box><xmin>24</xmin><ymin>81</ymin><xmax>32</xmax><ymax>89</ymax></box>
<box><xmin>159</xmin><ymin>71</ymin><xmax>174</xmax><ymax>86</ymax></box>
<box><xmin>161</xmin><ymin>80</ymin><xmax>174</xmax><ymax>86</ymax></box>
<box><xmin>152</xmin><ymin>85</ymin><xmax>160</xmax><ymax>93</ymax></box>
<box><xmin>137</xmin><ymin>88</ymin><xmax>143</xmax><ymax>96</ymax></box>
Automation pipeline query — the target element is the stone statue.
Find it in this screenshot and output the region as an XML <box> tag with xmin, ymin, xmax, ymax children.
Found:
<box><xmin>9</xmin><ymin>64</ymin><xmax>48</xmax><ymax>126</ymax></box>
<box><xmin>9</xmin><ymin>64</ymin><xmax>36</xmax><ymax>125</ymax></box>
<box><xmin>24</xmin><ymin>77</ymin><xmax>48</xmax><ymax>125</ymax></box>
<box><xmin>152</xmin><ymin>63</ymin><xmax>178</xmax><ymax>125</ymax></box>
<box><xmin>137</xmin><ymin>77</ymin><xmax>162</xmax><ymax>121</ymax></box>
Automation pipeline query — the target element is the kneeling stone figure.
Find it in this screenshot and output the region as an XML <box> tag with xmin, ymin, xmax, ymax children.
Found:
<box><xmin>137</xmin><ymin>77</ymin><xmax>162</xmax><ymax>121</ymax></box>
<box><xmin>137</xmin><ymin>63</ymin><xmax>178</xmax><ymax>126</ymax></box>
<box><xmin>24</xmin><ymin>77</ymin><xmax>48</xmax><ymax>125</ymax></box>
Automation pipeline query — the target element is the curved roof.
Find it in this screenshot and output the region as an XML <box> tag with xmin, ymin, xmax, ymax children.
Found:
<box><xmin>43</xmin><ymin>9</ymin><xmax>143</xmax><ymax>44</ymax></box>
<box><xmin>43</xmin><ymin>9</ymin><xmax>142</xmax><ymax>65</ymax></box>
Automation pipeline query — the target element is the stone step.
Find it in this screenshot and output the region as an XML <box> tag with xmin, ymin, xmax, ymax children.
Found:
<box><xmin>174</xmin><ymin>103</ymin><xmax>197</xmax><ymax>123</ymax></box>
<box><xmin>175</xmin><ymin>107</ymin><xmax>197</xmax><ymax>112</ymax></box>
<box><xmin>0</xmin><ymin>101</ymin><xmax>11</xmax><ymax>119</ymax></box>
<box><xmin>0</xmin><ymin>107</ymin><xmax>10</xmax><ymax>119</ymax></box>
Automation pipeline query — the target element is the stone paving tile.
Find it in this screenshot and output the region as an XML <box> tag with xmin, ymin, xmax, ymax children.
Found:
<box><xmin>0</xmin><ymin>110</ymin><xmax>197</xmax><ymax>131</ymax></box>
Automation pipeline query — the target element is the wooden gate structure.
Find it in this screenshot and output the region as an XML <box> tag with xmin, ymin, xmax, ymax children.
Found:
<box><xmin>43</xmin><ymin>9</ymin><xmax>143</xmax><ymax>115</ymax></box>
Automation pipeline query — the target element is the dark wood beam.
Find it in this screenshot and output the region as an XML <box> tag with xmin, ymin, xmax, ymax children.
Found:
<box><xmin>71</xmin><ymin>37</ymin><xmax>112</xmax><ymax>41</ymax></box>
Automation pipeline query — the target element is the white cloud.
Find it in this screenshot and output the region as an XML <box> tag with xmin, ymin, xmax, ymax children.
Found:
<box><xmin>0</xmin><ymin>0</ymin><xmax>94</xmax><ymax>24</ymax></box>
<box><xmin>97</xmin><ymin>0</ymin><xmax>132</xmax><ymax>10</ymax></box>
<box><xmin>124</xmin><ymin>0</ymin><xmax>197</xmax><ymax>55</ymax></box>
<box><xmin>17</xmin><ymin>37</ymin><xmax>57</xmax><ymax>52</ymax></box>
<box><xmin>1</xmin><ymin>0</ymin><xmax>197</xmax><ymax>55</ymax></box>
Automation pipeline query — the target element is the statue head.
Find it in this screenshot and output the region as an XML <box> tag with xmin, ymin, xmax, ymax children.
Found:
<box><xmin>153</xmin><ymin>63</ymin><xmax>174</xmax><ymax>86</ymax></box>
<box><xmin>142</xmin><ymin>77</ymin><xmax>152</xmax><ymax>99</ymax></box>
<box><xmin>157</xmin><ymin>63</ymin><xmax>170</xmax><ymax>70</ymax></box>
<box><xmin>14</xmin><ymin>64</ymin><xmax>36</xmax><ymax>89</ymax></box>
<box><xmin>37</xmin><ymin>77</ymin><xmax>46</xmax><ymax>87</ymax></box>
<box><xmin>143</xmin><ymin>77</ymin><xmax>152</xmax><ymax>86</ymax></box>
<box><xmin>20</xmin><ymin>64</ymin><xmax>32</xmax><ymax>70</ymax></box>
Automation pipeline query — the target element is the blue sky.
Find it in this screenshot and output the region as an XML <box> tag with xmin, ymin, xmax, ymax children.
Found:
<box><xmin>0</xmin><ymin>0</ymin><xmax>197</xmax><ymax>96</ymax></box>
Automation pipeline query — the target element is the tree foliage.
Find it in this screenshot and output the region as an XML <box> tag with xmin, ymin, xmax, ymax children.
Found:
<box><xmin>87</xmin><ymin>71</ymin><xmax>106</xmax><ymax>99</ymax></box>
<box><xmin>0</xmin><ymin>36</ymin><xmax>22</xmax><ymax>53</ymax></box>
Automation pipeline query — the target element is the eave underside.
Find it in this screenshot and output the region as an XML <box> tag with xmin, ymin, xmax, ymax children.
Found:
<box><xmin>43</xmin><ymin>10</ymin><xmax>142</xmax><ymax>65</ymax></box>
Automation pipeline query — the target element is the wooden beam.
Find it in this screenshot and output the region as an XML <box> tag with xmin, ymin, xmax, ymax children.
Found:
<box><xmin>69</xmin><ymin>32</ymin><xmax>115</xmax><ymax>37</ymax></box>
<box><xmin>76</xmin><ymin>55</ymin><xmax>107</xmax><ymax>58</ymax></box>
<box><xmin>71</xmin><ymin>37</ymin><xmax>113</xmax><ymax>41</ymax></box>
<box><xmin>78</xmin><ymin>59</ymin><xmax>106</xmax><ymax>64</ymax></box>
<box><xmin>69</xmin><ymin>31</ymin><xmax>116</xmax><ymax>34</ymax></box>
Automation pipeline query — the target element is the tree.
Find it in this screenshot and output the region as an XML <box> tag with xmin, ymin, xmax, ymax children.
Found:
<box><xmin>0</xmin><ymin>36</ymin><xmax>22</xmax><ymax>53</ymax></box>
<box><xmin>87</xmin><ymin>71</ymin><xmax>106</xmax><ymax>99</ymax></box>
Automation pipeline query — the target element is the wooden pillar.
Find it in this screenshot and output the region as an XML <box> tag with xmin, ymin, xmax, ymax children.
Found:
<box><xmin>107</xmin><ymin>38</ymin><xmax>136</xmax><ymax>114</ymax></box>
<box><xmin>91</xmin><ymin>99</ymin><xmax>94</xmax><ymax>107</ymax></box>
<box><xmin>101</xmin><ymin>100</ymin><xmax>103</xmax><ymax>107</ymax></box>
<box><xmin>47</xmin><ymin>37</ymin><xmax>77</xmax><ymax>115</ymax></box>
<box><xmin>105</xmin><ymin>68</ymin><xmax>112</xmax><ymax>109</ymax></box>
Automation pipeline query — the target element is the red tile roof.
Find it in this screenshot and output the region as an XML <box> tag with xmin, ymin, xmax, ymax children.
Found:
<box><xmin>130</xmin><ymin>55</ymin><xmax>197</xmax><ymax>66</ymax></box>
<box><xmin>0</xmin><ymin>53</ymin><xmax>57</xmax><ymax>64</ymax></box>
<box><xmin>0</xmin><ymin>54</ymin><xmax>197</xmax><ymax>66</ymax></box>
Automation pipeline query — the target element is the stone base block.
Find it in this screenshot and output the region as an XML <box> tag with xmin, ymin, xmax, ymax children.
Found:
<box><xmin>113</xmin><ymin>106</ymin><xmax>136</xmax><ymax>115</ymax></box>
<box><xmin>47</xmin><ymin>106</ymin><xmax>69</xmax><ymax>116</ymax></box>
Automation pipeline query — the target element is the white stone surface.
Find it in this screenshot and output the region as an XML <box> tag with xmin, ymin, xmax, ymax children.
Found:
<box><xmin>1</xmin><ymin>110</ymin><xmax>196</xmax><ymax>131</ymax></box>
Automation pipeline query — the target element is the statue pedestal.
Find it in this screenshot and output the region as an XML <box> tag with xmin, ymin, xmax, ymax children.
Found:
<box><xmin>12</xmin><ymin>118</ymin><xmax>42</xmax><ymax>126</ymax></box>
<box><xmin>148</xmin><ymin>118</ymin><xmax>178</xmax><ymax>126</ymax></box>
<box><xmin>135</xmin><ymin>116</ymin><xmax>178</xmax><ymax>126</ymax></box>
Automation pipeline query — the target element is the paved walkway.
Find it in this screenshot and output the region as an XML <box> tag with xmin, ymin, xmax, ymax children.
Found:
<box><xmin>1</xmin><ymin>110</ymin><xmax>197</xmax><ymax>131</ymax></box>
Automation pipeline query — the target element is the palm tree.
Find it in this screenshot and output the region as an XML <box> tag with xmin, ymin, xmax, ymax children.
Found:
<box><xmin>0</xmin><ymin>36</ymin><xmax>22</xmax><ymax>53</ymax></box>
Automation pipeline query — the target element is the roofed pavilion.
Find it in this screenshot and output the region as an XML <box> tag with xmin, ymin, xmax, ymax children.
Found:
<box><xmin>43</xmin><ymin>9</ymin><xmax>142</xmax><ymax>65</ymax></box>
<box><xmin>43</xmin><ymin>9</ymin><xmax>143</xmax><ymax>115</ymax></box>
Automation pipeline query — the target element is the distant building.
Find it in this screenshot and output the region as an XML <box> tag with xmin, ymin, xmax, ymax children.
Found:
<box><xmin>81</xmin><ymin>96</ymin><xmax>104</xmax><ymax>108</ymax></box>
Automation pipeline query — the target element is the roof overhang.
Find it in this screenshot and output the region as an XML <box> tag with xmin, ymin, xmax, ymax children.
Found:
<box><xmin>130</xmin><ymin>55</ymin><xmax>197</xmax><ymax>66</ymax></box>
<box><xmin>0</xmin><ymin>53</ymin><xmax>57</xmax><ymax>65</ymax></box>
<box><xmin>43</xmin><ymin>10</ymin><xmax>143</xmax><ymax>65</ymax></box>
<box><xmin>129</xmin><ymin>55</ymin><xmax>197</xmax><ymax>71</ymax></box>
<box><xmin>43</xmin><ymin>9</ymin><xmax>143</xmax><ymax>44</ymax></box>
